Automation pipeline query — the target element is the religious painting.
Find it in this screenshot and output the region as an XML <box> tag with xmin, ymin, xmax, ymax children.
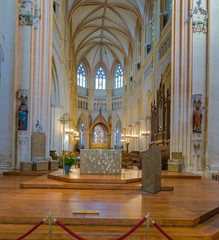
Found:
<box><xmin>18</xmin><ymin>99</ymin><xmax>28</xmax><ymax>130</ymax></box>
<box><xmin>193</xmin><ymin>104</ymin><xmax>202</xmax><ymax>133</ymax></box>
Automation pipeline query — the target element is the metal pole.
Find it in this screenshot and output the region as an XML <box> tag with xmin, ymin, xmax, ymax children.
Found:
<box><xmin>49</xmin><ymin>211</ymin><xmax>52</xmax><ymax>240</ymax></box>
<box><xmin>146</xmin><ymin>213</ymin><xmax>150</xmax><ymax>240</ymax></box>
<box><xmin>63</xmin><ymin>123</ymin><xmax>65</xmax><ymax>175</ymax></box>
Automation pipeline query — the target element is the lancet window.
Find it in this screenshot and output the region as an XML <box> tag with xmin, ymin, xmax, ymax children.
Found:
<box><xmin>95</xmin><ymin>67</ymin><xmax>106</xmax><ymax>89</ymax></box>
<box><xmin>77</xmin><ymin>62</ymin><xmax>86</xmax><ymax>88</ymax></box>
<box><xmin>93</xmin><ymin>125</ymin><xmax>104</xmax><ymax>143</ymax></box>
<box><xmin>115</xmin><ymin>64</ymin><xmax>123</xmax><ymax>89</ymax></box>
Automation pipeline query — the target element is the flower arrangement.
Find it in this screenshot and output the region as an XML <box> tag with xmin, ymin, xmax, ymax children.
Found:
<box><xmin>57</xmin><ymin>152</ymin><xmax>77</xmax><ymax>166</ymax></box>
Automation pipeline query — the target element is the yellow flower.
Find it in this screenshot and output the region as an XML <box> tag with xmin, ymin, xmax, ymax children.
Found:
<box><xmin>68</xmin><ymin>157</ymin><xmax>70</xmax><ymax>159</ymax></box>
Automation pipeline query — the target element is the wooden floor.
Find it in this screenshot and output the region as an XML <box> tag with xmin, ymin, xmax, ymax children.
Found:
<box><xmin>0</xmin><ymin>171</ymin><xmax>219</xmax><ymax>239</ymax></box>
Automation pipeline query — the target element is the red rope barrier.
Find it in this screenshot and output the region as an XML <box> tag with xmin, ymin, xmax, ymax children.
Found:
<box><xmin>55</xmin><ymin>217</ymin><xmax>147</xmax><ymax>240</ymax></box>
<box><xmin>55</xmin><ymin>220</ymin><xmax>86</xmax><ymax>240</ymax></box>
<box><xmin>114</xmin><ymin>217</ymin><xmax>147</xmax><ymax>240</ymax></box>
<box><xmin>152</xmin><ymin>222</ymin><xmax>174</xmax><ymax>240</ymax></box>
<box><xmin>13</xmin><ymin>220</ymin><xmax>44</xmax><ymax>240</ymax></box>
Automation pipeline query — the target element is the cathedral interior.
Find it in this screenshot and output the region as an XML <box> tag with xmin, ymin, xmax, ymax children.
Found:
<box><xmin>0</xmin><ymin>0</ymin><xmax>219</xmax><ymax>239</ymax></box>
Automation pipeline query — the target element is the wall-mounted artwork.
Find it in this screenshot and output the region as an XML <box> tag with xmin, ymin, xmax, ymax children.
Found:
<box><xmin>18</xmin><ymin>99</ymin><xmax>28</xmax><ymax>131</ymax></box>
<box><xmin>192</xmin><ymin>94</ymin><xmax>202</xmax><ymax>133</ymax></box>
<box><xmin>193</xmin><ymin>104</ymin><xmax>202</xmax><ymax>133</ymax></box>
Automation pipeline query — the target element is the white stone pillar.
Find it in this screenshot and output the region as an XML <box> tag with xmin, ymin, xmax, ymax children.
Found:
<box><xmin>16</xmin><ymin>0</ymin><xmax>34</xmax><ymax>168</ymax></box>
<box><xmin>205</xmin><ymin>0</ymin><xmax>219</xmax><ymax>174</ymax></box>
<box><xmin>171</xmin><ymin>0</ymin><xmax>193</xmax><ymax>171</ymax></box>
<box><xmin>191</xmin><ymin>0</ymin><xmax>208</xmax><ymax>174</ymax></box>
<box><xmin>171</xmin><ymin>0</ymin><xmax>208</xmax><ymax>174</ymax></box>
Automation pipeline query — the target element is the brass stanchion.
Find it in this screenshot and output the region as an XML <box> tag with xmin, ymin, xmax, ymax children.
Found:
<box><xmin>49</xmin><ymin>211</ymin><xmax>51</xmax><ymax>240</ymax></box>
<box><xmin>146</xmin><ymin>213</ymin><xmax>150</xmax><ymax>240</ymax></box>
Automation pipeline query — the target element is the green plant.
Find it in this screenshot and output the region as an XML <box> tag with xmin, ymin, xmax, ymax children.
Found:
<box><xmin>58</xmin><ymin>152</ymin><xmax>77</xmax><ymax>166</ymax></box>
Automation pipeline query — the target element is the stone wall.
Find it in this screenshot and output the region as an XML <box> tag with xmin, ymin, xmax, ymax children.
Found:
<box><xmin>80</xmin><ymin>149</ymin><xmax>121</xmax><ymax>175</ymax></box>
<box><xmin>0</xmin><ymin>0</ymin><xmax>16</xmax><ymax>171</ymax></box>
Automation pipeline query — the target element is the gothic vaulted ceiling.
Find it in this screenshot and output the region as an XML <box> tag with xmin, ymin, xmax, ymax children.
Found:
<box><xmin>69</xmin><ymin>0</ymin><xmax>145</xmax><ymax>71</ymax></box>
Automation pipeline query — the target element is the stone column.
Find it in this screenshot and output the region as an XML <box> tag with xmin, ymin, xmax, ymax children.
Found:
<box><xmin>205</xmin><ymin>0</ymin><xmax>219</xmax><ymax>174</ymax></box>
<box><xmin>16</xmin><ymin>0</ymin><xmax>38</xmax><ymax>168</ymax></box>
<box><xmin>171</xmin><ymin>0</ymin><xmax>196</xmax><ymax>172</ymax></box>
<box><xmin>191</xmin><ymin>1</ymin><xmax>208</xmax><ymax>173</ymax></box>
<box><xmin>171</xmin><ymin>0</ymin><xmax>208</xmax><ymax>174</ymax></box>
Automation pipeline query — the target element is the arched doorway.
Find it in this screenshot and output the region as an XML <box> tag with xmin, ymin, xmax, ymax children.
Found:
<box><xmin>89</xmin><ymin>110</ymin><xmax>111</xmax><ymax>149</ymax></box>
<box><xmin>77</xmin><ymin>117</ymin><xmax>84</xmax><ymax>149</ymax></box>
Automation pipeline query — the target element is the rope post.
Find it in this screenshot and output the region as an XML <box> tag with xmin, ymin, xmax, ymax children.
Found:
<box><xmin>49</xmin><ymin>211</ymin><xmax>51</xmax><ymax>240</ymax></box>
<box><xmin>145</xmin><ymin>213</ymin><xmax>150</xmax><ymax>240</ymax></box>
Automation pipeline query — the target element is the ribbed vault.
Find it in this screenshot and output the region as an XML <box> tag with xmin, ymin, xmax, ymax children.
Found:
<box><xmin>69</xmin><ymin>0</ymin><xmax>145</xmax><ymax>70</ymax></box>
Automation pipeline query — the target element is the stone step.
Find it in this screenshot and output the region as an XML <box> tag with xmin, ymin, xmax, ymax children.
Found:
<box><xmin>0</xmin><ymin>213</ymin><xmax>218</xmax><ymax>240</ymax></box>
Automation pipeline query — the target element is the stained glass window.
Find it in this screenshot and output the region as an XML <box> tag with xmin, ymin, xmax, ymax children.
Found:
<box><xmin>169</xmin><ymin>0</ymin><xmax>172</xmax><ymax>11</ymax></box>
<box><xmin>77</xmin><ymin>62</ymin><xmax>86</xmax><ymax>88</ymax></box>
<box><xmin>95</xmin><ymin>67</ymin><xmax>106</xmax><ymax>89</ymax></box>
<box><xmin>80</xmin><ymin>123</ymin><xmax>84</xmax><ymax>146</ymax></box>
<box><xmin>115</xmin><ymin>64</ymin><xmax>123</xmax><ymax>89</ymax></box>
<box><xmin>93</xmin><ymin>125</ymin><xmax>104</xmax><ymax>143</ymax></box>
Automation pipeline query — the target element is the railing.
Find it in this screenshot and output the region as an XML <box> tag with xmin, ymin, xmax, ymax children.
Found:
<box><xmin>13</xmin><ymin>212</ymin><xmax>174</xmax><ymax>240</ymax></box>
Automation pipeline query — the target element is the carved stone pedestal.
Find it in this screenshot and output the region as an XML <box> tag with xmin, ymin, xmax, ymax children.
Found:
<box><xmin>168</xmin><ymin>159</ymin><xmax>183</xmax><ymax>172</ymax></box>
<box><xmin>20</xmin><ymin>162</ymin><xmax>33</xmax><ymax>171</ymax></box>
<box><xmin>168</xmin><ymin>152</ymin><xmax>183</xmax><ymax>172</ymax></box>
<box><xmin>49</xmin><ymin>160</ymin><xmax>59</xmax><ymax>170</ymax></box>
<box><xmin>32</xmin><ymin>132</ymin><xmax>48</xmax><ymax>171</ymax></box>
<box><xmin>141</xmin><ymin>148</ymin><xmax>161</xmax><ymax>194</ymax></box>
<box><xmin>33</xmin><ymin>161</ymin><xmax>49</xmax><ymax>171</ymax></box>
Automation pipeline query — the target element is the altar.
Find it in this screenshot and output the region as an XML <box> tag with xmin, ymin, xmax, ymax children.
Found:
<box><xmin>80</xmin><ymin>149</ymin><xmax>121</xmax><ymax>175</ymax></box>
<box><xmin>91</xmin><ymin>143</ymin><xmax>108</xmax><ymax>149</ymax></box>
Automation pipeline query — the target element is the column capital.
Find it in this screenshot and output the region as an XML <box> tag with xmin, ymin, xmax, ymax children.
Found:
<box><xmin>18</xmin><ymin>0</ymin><xmax>40</xmax><ymax>29</ymax></box>
<box><xmin>17</xmin><ymin>89</ymin><xmax>29</xmax><ymax>99</ymax></box>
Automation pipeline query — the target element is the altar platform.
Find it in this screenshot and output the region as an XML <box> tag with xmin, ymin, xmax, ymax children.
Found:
<box><xmin>0</xmin><ymin>172</ymin><xmax>219</xmax><ymax>240</ymax></box>
<box><xmin>48</xmin><ymin>168</ymin><xmax>141</xmax><ymax>184</ymax></box>
<box><xmin>19</xmin><ymin>169</ymin><xmax>201</xmax><ymax>191</ymax></box>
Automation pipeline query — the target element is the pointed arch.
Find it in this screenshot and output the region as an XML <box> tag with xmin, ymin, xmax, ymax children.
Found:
<box><xmin>95</xmin><ymin>66</ymin><xmax>106</xmax><ymax>90</ymax></box>
<box><xmin>89</xmin><ymin>111</ymin><xmax>111</xmax><ymax>149</ymax></box>
<box><xmin>146</xmin><ymin>90</ymin><xmax>152</xmax><ymax>117</ymax></box>
<box><xmin>77</xmin><ymin>112</ymin><xmax>89</xmax><ymax>129</ymax></box>
<box><xmin>114</xmin><ymin>64</ymin><xmax>123</xmax><ymax>89</ymax></box>
<box><xmin>51</xmin><ymin>56</ymin><xmax>60</xmax><ymax>105</ymax></box>
<box><xmin>77</xmin><ymin>62</ymin><xmax>87</xmax><ymax>87</ymax></box>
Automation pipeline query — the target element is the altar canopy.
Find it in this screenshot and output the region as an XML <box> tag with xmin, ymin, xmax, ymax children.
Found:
<box><xmin>89</xmin><ymin>109</ymin><xmax>111</xmax><ymax>149</ymax></box>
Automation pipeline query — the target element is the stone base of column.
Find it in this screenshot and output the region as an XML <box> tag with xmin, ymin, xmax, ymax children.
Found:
<box><xmin>17</xmin><ymin>130</ymin><xmax>30</xmax><ymax>169</ymax></box>
<box><xmin>0</xmin><ymin>163</ymin><xmax>12</xmax><ymax>173</ymax></box>
<box><xmin>20</xmin><ymin>162</ymin><xmax>33</xmax><ymax>171</ymax></box>
<box><xmin>49</xmin><ymin>160</ymin><xmax>59</xmax><ymax>170</ymax></box>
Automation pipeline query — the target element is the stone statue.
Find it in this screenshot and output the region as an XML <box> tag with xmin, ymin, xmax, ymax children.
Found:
<box><xmin>36</xmin><ymin>120</ymin><xmax>42</xmax><ymax>132</ymax></box>
<box><xmin>18</xmin><ymin>100</ymin><xmax>28</xmax><ymax>130</ymax></box>
<box><xmin>193</xmin><ymin>104</ymin><xmax>202</xmax><ymax>133</ymax></box>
